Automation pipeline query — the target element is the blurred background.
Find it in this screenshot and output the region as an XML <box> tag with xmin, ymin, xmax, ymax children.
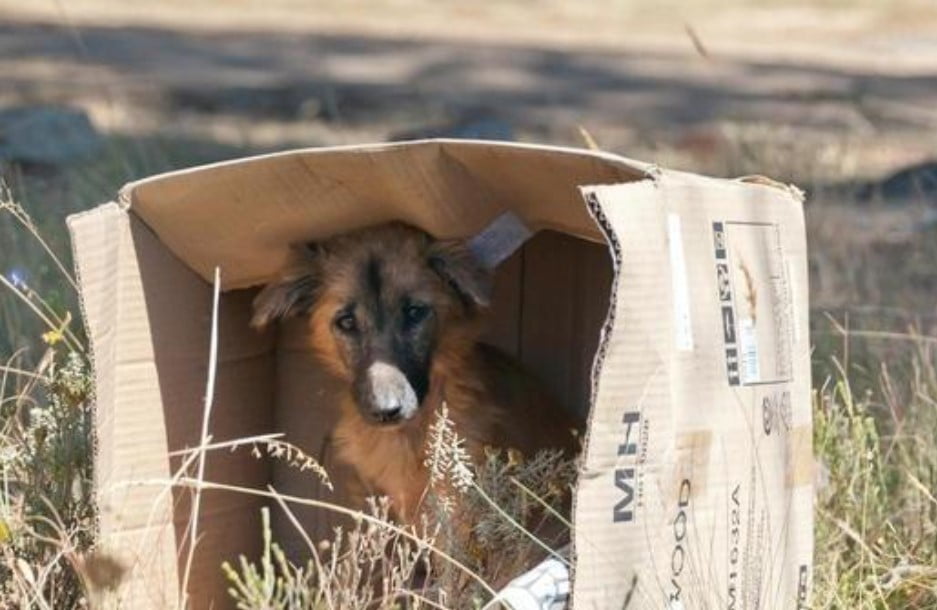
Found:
<box><xmin>1</xmin><ymin>0</ymin><xmax>936</xmax><ymax>366</ymax></box>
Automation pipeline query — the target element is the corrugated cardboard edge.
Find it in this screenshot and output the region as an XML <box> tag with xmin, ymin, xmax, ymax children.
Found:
<box><xmin>572</xmin><ymin>168</ymin><xmax>662</xmax><ymax>570</ymax></box>
<box><xmin>736</xmin><ymin>174</ymin><xmax>806</xmax><ymax>203</ymax></box>
<box><xmin>67</xmin><ymin>203</ymin><xmax>180</xmax><ymax>610</ymax></box>
<box><xmin>116</xmin><ymin>138</ymin><xmax>655</xmax><ymax>204</ymax></box>
<box><xmin>572</xmin><ymin>176</ymin><xmax>662</xmax><ymax>608</ymax></box>
<box><xmin>573</xmin><ymin>188</ymin><xmax>623</xmax><ymax>609</ymax></box>
<box><xmin>66</xmin><ymin>203</ymin><xmax>119</xmax><ymax>543</ymax></box>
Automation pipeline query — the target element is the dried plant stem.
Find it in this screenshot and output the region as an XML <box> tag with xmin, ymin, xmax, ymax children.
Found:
<box><xmin>167</xmin><ymin>434</ymin><xmax>287</xmax><ymax>457</ymax></box>
<box><xmin>509</xmin><ymin>476</ymin><xmax>572</xmax><ymax>530</ymax></box>
<box><xmin>469</xmin><ymin>483</ymin><xmax>568</xmax><ymax>567</ymax></box>
<box><xmin>0</xmin><ymin>365</ymin><xmax>50</xmax><ymax>382</ymax></box>
<box><xmin>0</xmin><ymin>188</ymin><xmax>79</xmax><ymax>293</ymax></box>
<box><xmin>0</xmin><ymin>275</ymin><xmax>83</xmax><ymax>354</ymax></box>
<box><xmin>180</xmin><ymin>266</ymin><xmax>221</xmax><ymax>608</ymax></box>
<box><xmin>119</xmin><ymin>476</ymin><xmax>497</xmax><ymax>598</ymax></box>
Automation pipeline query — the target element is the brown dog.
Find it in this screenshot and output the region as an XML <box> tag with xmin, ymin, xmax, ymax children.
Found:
<box><xmin>251</xmin><ymin>222</ymin><xmax>578</xmax><ymax>523</ymax></box>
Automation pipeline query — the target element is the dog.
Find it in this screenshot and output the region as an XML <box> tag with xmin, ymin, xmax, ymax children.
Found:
<box><xmin>251</xmin><ymin>222</ymin><xmax>579</xmax><ymax>524</ymax></box>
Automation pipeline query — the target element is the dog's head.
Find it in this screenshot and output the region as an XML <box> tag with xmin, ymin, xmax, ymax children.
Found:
<box><xmin>251</xmin><ymin>222</ymin><xmax>490</xmax><ymax>427</ymax></box>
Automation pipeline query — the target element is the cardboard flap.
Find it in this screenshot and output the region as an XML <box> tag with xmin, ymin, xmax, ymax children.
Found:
<box><xmin>572</xmin><ymin>170</ymin><xmax>812</xmax><ymax>609</ymax></box>
<box><xmin>121</xmin><ymin>140</ymin><xmax>648</xmax><ymax>290</ymax></box>
<box><xmin>68</xmin><ymin>204</ymin><xmax>180</xmax><ymax>609</ymax></box>
<box><xmin>69</xmin><ymin>204</ymin><xmax>276</xmax><ymax>609</ymax></box>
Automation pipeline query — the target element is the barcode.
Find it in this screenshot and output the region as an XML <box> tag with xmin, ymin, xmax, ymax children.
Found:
<box><xmin>738</xmin><ymin>318</ymin><xmax>760</xmax><ymax>384</ymax></box>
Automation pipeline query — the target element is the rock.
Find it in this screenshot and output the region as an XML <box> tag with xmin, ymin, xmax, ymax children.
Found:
<box><xmin>0</xmin><ymin>106</ymin><xmax>101</xmax><ymax>165</ymax></box>
<box><xmin>856</xmin><ymin>161</ymin><xmax>937</xmax><ymax>205</ymax></box>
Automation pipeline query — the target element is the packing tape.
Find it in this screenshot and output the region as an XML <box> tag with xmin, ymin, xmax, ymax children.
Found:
<box><xmin>673</xmin><ymin>430</ymin><xmax>712</xmax><ymax>501</ymax></box>
<box><xmin>786</xmin><ymin>425</ymin><xmax>814</xmax><ymax>488</ymax></box>
<box><xmin>468</xmin><ymin>212</ymin><xmax>533</xmax><ymax>269</ymax></box>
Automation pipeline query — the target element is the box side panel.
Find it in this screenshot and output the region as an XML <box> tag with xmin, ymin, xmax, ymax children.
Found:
<box><xmin>482</xmin><ymin>245</ymin><xmax>524</xmax><ymax>356</ymax></box>
<box><xmin>128</xmin><ymin>217</ymin><xmax>276</xmax><ymax>610</ymax></box>
<box><xmin>659</xmin><ymin>174</ymin><xmax>813</xmax><ymax>610</ymax></box>
<box><xmin>68</xmin><ymin>204</ymin><xmax>180</xmax><ymax>610</ymax></box>
<box><xmin>572</xmin><ymin>175</ymin><xmax>812</xmax><ymax>608</ymax></box>
<box><xmin>569</xmin><ymin>180</ymin><xmax>674</xmax><ymax>609</ymax></box>
<box><xmin>519</xmin><ymin>231</ymin><xmax>613</xmax><ymax>420</ymax></box>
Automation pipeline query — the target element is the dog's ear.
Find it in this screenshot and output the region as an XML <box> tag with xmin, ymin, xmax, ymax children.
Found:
<box><xmin>251</xmin><ymin>244</ymin><xmax>321</xmax><ymax>329</ymax></box>
<box><xmin>428</xmin><ymin>240</ymin><xmax>491</xmax><ymax>310</ymax></box>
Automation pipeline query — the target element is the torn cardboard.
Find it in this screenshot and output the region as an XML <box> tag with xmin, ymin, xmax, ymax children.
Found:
<box><xmin>68</xmin><ymin>139</ymin><xmax>812</xmax><ymax>609</ymax></box>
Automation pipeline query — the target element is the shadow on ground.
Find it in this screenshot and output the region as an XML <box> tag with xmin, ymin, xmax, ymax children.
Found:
<box><xmin>3</xmin><ymin>20</ymin><xmax>937</xmax><ymax>140</ymax></box>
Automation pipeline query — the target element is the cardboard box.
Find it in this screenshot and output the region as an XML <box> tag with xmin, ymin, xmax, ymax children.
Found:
<box><xmin>68</xmin><ymin>140</ymin><xmax>813</xmax><ymax>609</ymax></box>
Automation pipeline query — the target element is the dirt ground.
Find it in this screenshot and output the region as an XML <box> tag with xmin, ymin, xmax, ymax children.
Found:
<box><xmin>2</xmin><ymin>0</ymin><xmax>937</xmax><ymax>177</ymax></box>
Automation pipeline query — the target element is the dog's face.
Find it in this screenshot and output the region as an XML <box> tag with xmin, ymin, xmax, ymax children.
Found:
<box><xmin>251</xmin><ymin>223</ymin><xmax>490</xmax><ymax>427</ymax></box>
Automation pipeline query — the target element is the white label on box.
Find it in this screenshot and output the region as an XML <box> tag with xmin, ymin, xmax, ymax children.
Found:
<box><xmin>714</xmin><ymin>221</ymin><xmax>794</xmax><ymax>387</ymax></box>
<box><xmin>667</xmin><ymin>213</ymin><xmax>694</xmax><ymax>351</ymax></box>
<box><xmin>738</xmin><ymin>316</ymin><xmax>760</xmax><ymax>384</ymax></box>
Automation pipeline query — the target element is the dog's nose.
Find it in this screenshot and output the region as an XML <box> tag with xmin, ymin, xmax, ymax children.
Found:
<box><xmin>365</xmin><ymin>361</ymin><xmax>419</xmax><ymax>423</ymax></box>
<box><xmin>375</xmin><ymin>405</ymin><xmax>403</xmax><ymax>423</ymax></box>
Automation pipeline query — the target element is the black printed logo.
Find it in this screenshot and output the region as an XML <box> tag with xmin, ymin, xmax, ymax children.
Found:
<box><xmin>713</xmin><ymin>222</ymin><xmax>727</xmax><ymax>259</ymax></box>
<box><xmin>797</xmin><ymin>564</ymin><xmax>810</xmax><ymax>607</ymax></box>
<box><xmin>713</xmin><ymin>222</ymin><xmax>740</xmax><ymax>386</ymax></box>
<box><xmin>717</xmin><ymin>263</ymin><xmax>732</xmax><ymax>301</ymax></box>
<box><xmin>725</xmin><ymin>347</ymin><xmax>740</xmax><ymax>386</ymax></box>
<box><xmin>613</xmin><ymin>410</ymin><xmax>648</xmax><ymax>524</ymax></box>
<box><xmin>722</xmin><ymin>306</ymin><xmax>736</xmax><ymax>344</ymax></box>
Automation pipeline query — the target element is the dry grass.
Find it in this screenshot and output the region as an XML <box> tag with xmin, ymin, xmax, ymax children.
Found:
<box><xmin>222</xmin><ymin>500</ymin><xmax>436</xmax><ymax>610</ymax></box>
<box><xmin>0</xmin><ymin>187</ymin><xmax>95</xmax><ymax>609</ymax></box>
<box><xmin>217</xmin><ymin>405</ymin><xmax>576</xmax><ymax>609</ymax></box>
<box><xmin>813</xmin><ymin>329</ymin><xmax>937</xmax><ymax>607</ymax></box>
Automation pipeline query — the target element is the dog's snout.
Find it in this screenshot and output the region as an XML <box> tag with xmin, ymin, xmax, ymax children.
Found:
<box><xmin>363</xmin><ymin>361</ymin><xmax>418</xmax><ymax>424</ymax></box>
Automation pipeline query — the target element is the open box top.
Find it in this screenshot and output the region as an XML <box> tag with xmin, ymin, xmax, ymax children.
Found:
<box><xmin>68</xmin><ymin>139</ymin><xmax>813</xmax><ymax>609</ymax></box>
<box><xmin>120</xmin><ymin>140</ymin><xmax>649</xmax><ymax>289</ymax></box>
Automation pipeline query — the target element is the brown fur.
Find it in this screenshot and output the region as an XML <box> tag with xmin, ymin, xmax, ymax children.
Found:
<box><xmin>332</xmin><ymin>343</ymin><xmax>578</xmax><ymax>522</ymax></box>
<box><xmin>255</xmin><ymin>223</ymin><xmax>579</xmax><ymax>524</ymax></box>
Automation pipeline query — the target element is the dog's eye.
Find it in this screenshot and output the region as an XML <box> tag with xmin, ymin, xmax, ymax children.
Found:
<box><xmin>334</xmin><ymin>312</ymin><xmax>358</xmax><ymax>333</ymax></box>
<box><xmin>403</xmin><ymin>304</ymin><xmax>431</xmax><ymax>326</ymax></box>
